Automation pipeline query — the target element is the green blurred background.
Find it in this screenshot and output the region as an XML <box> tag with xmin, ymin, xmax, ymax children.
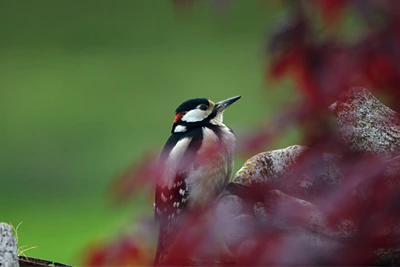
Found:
<box><xmin>1</xmin><ymin>1</ymin><xmax>297</xmax><ymax>265</ymax></box>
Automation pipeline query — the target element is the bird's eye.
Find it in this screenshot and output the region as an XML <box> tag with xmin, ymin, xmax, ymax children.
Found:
<box><xmin>199</xmin><ymin>105</ymin><xmax>208</xmax><ymax>111</ymax></box>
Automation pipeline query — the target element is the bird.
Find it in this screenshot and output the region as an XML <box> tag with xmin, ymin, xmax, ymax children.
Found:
<box><xmin>153</xmin><ymin>95</ymin><xmax>241</xmax><ymax>265</ymax></box>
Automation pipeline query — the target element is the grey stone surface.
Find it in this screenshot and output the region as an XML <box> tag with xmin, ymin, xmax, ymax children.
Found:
<box><xmin>0</xmin><ymin>223</ymin><xmax>19</xmax><ymax>267</ymax></box>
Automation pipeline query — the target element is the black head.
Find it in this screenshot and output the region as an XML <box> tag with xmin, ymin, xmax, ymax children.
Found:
<box><xmin>171</xmin><ymin>96</ymin><xmax>241</xmax><ymax>133</ymax></box>
<box><xmin>175</xmin><ymin>98</ymin><xmax>210</xmax><ymax>114</ymax></box>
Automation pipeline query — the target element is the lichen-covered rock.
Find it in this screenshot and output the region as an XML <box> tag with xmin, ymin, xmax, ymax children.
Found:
<box><xmin>236</xmin><ymin>238</ymin><xmax>259</xmax><ymax>258</ymax></box>
<box><xmin>276</xmin><ymin>229</ymin><xmax>342</xmax><ymax>265</ymax></box>
<box><xmin>229</xmin><ymin>145</ymin><xmax>343</xmax><ymax>202</ymax></box>
<box><xmin>384</xmin><ymin>155</ymin><xmax>400</xmax><ymax>189</ymax></box>
<box><xmin>374</xmin><ymin>247</ymin><xmax>400</xmax><ymax>266</ymax></box>
<box><xmin>211</xmin><ymin>87</ymin><xmax>400</xmax><ymax>265</ymax></box>
<box><xmin>222</xmin><ymin>214</ymin><xmax>257</xmax><ymax>255</ymax></box>
<box><xmin>213</xmin><ymin>194</ymin><xmax>245</xmax><ymax>222</ymax></box>
<box><xmin>252</xmin><ymin>202</ymin><xmax>270</xmax><ymax>223</ymax></box>
<box><xmin>319</xmin><ymin>153</ymin><xmax>343</xmax><ymax>186</ymax></box>
<box><xmin>286</xmin><ymin>151</ymin><xmax>343</xmax><ymax>201</ymax></box>
<box><xmin>330</xmin><ymin>87</ymin><xmax>400</xmax><ymax>159</ymax></box>
<box><xmin>232</xmin><ymin>145</ymin><xmax>307</xmax><ymax>186</ymax></box>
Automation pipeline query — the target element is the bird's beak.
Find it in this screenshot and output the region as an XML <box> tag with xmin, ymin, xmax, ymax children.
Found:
<box><xmin>214</xmin><ymin>96</ymin><xmax>241</xmax><ymax>112</ymax></box>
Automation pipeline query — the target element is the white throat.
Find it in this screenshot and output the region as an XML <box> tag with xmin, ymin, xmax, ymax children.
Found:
<box><xmin>210</xmin><ymin>112</ymin><xmax>224</xmax><ymax>125</ymax></box>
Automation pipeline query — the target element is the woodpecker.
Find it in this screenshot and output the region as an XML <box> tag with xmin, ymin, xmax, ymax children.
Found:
<box><xmin>153</xmin><ymin>95</ymin><xmax>241</xmax><ymax>265</ymax></box>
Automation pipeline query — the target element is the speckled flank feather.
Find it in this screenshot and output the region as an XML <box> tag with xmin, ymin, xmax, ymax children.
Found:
<box><xmin>154</xmin><ymin>175</ymin><xmax>189</xmax><ymax>265</ymax></box>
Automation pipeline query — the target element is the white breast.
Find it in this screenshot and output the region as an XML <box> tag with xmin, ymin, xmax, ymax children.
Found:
<box><xmin>185</xmin><ymin>126</ymin><xmax>236</xmax><ymax>209</ymax></box>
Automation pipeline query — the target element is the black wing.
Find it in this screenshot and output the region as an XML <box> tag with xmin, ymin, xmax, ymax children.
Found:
<box><xmin>155</xmin><ymin>127</ymin><xmax>204</xmax><ymax>221</ymax></box>
<box><xmin>154</xmin><ymin>128</ymin><xmax>203</xmax><ymax>265</ymax></box>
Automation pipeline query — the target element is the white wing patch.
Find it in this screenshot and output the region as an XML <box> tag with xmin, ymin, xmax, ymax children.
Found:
<box><xmin>174</xmin><ymin>125</ymin><xmax>187</xmax><ymax>133</ymax></box>
<box><xmin>159</xmin><ymin>137</ymin><xmax>192</xmax><ymax>189</ymax></box>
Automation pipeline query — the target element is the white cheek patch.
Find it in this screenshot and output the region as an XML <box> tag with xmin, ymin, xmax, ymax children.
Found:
<box><xmin>181</xmin><ymin>109</ymin><xmax>211</xmax><ymax>122</ymax></box>
<box><xmin>174</xmin><ymin>125</ymin><xmax>187</xmax><ymax>133</ymax></box>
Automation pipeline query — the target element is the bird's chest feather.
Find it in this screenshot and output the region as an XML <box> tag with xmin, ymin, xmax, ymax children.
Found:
<box><xmin>185</xmin><ymin>126</ymin><xmax>235</xmax><ymax>208</ymax></box>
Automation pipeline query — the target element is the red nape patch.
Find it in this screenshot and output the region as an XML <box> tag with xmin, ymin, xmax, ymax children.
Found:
<box><xmin>174</xmin><ymin>112</ymin><xmax>183</xmax><ymax>124</ymax></box>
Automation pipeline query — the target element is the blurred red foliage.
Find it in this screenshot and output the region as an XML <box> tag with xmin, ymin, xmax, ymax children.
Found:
<box><xmin>269</xmin><ymin>0</ymin><xmax>400</xmax><ymax>95</ymax></box>
<box><xmin>83</xmin><ymin>1</ymin><xmax>400</xmax><ymax>266</ymax></box>
<box><xmin>108</xmin><ymin>151</ymin><xmax>161</xmax><ymax>204</ymax></box>
<box><xmin>83</xmin><ymin>219</ymin><xmax>157</xmax><ymax>266</ymax></box>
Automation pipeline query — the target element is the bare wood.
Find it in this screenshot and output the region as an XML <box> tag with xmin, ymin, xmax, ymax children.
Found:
<box><xmin>0</xmin><ymin>223</ymin><xmax>19</xmax><ymax>267</ymax></box>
